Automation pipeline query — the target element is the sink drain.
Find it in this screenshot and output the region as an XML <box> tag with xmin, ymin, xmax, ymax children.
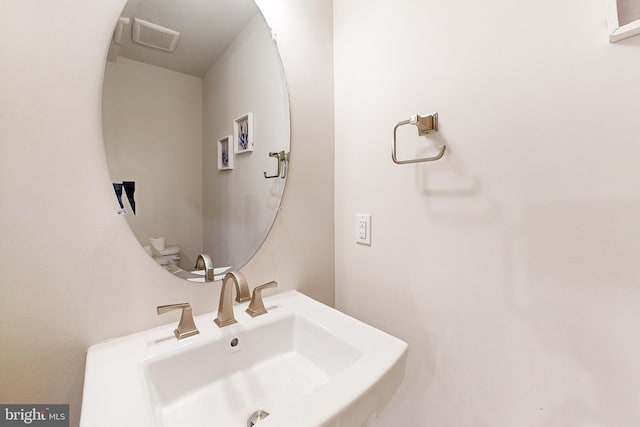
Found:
<box><xmin>247</xmin><ymin>409</ymin><xmax>270</xmax><ymax>426</ymax></box>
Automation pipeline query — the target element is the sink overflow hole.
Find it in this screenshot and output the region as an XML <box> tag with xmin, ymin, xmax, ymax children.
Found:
<box><xmin>247</xmin><ymin>410</ymin><xmax>269</xmax><ymax>426</ymax></box>
<box><xmin>230</xmin><ymin>338</ymin><xmax>239</xmax><ymax>347</ymax></box>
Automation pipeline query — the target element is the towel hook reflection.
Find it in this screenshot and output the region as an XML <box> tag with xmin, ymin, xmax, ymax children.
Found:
<box><xmin>264</xmin><ymin>150</ymin><xmax>289</xmax><ymax>179</ymax></box>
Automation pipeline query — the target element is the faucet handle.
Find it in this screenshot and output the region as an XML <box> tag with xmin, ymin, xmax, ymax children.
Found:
<box><xmin>157</xmin><ymin>303</ymin><xmax>199</xmax><ymax>340</ymax></box>
<box><xmin>246</xmin><ymin>281</ymin><xmax>278</xmax><ymax>318</ymax></box>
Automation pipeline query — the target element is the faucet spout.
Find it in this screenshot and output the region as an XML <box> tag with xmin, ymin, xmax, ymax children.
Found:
<box><xmin>214</xmin><ymin>271</ymin><xmax>250</xmax><ymax>327</ymax></box>
<box><xmin>194</xmin><ymin>253</ymin><xmax>214</xmax><ymax>282</ymax></box>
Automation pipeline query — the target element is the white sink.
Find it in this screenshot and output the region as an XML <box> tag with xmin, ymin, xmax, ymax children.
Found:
<box><xmin>80</xmin><ymin>291</ymin><xmax>407</xmax><ymax>427</ymax></box>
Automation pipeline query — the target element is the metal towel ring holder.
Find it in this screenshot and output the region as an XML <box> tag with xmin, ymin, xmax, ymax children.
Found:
<box><xmin>263</xmin><ymin>150</ymin><xmax>289</xmax><ymax>179</ymax></box>
<box><xmin>392</xmin><ymin>113</ymin><xmax>446</xmax><ymax>164</ymax></box>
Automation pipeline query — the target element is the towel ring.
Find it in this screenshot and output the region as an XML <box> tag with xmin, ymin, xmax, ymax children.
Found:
<box><xmin>263</xmin><ymin>150</ymin><xmax>289</xmax><ymax>179</ymax></box>
<box><xmin>392</xmin><ymin>113</ymin><xmax>446</xmax><ymax>164</ymax></box>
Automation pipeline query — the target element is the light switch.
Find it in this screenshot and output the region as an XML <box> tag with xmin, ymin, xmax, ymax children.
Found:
<box><xmin>356</xmin><ymin>214</ymin><xmax>371</xmax><ymax>245</ymax></box>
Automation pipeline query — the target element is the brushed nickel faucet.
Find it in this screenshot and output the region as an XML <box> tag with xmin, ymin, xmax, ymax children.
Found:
<box><xmin>157</xmin><ymin>303</ymin><xmax>199</xmax><ymax>340</ymax></box>
<box><xmin>214</xmin><ymin>271</ymin><xmax>251</xmax><ymax>327</ymax></box>
<box><xmin>194</xmin><ymin>253</ymin><xmax>214</xmax><ymax>282</ymax></box>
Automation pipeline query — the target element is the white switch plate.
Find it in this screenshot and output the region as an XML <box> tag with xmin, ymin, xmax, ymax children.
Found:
<box><xmin>356</xmin><ymin>214</ymin><xmax>371</xmax><ymax>245</ymax></box>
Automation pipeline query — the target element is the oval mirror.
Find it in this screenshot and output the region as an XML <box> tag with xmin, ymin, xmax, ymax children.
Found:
<box><xmin>102</xmin><ymin>0</ymin><xmax>290</xmax><ymax>281</ymax></box>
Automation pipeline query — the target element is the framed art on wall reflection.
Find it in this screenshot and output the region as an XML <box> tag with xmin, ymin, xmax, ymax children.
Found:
<box><xmin>234</xmin><ymin>113</ymin><xmax>254</xmax><ymax>154</ymax></box>
<box><xmin>217</xmin><ymin>135</ymin><xmax>234</xmax><ymax>170</ymax></box>
<box><xmin>608</xmin><ymin>0</ymin><xmax>640</xmax><ymax>42</ymax></box>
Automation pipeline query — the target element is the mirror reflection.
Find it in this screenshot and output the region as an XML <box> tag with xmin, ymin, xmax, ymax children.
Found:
<box><xmin>102</xmin><ymin>0</ymin><xmax>290</xmax><ymax>280</ymax></box>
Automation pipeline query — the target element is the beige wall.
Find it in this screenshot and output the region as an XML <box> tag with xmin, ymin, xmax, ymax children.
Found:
<box><xmin>0</xmin><ymin>1</ymin><xmax>334</xmax><ymax>426</ymax></box>
<box><xmin>242</xmin><ymin>0</ymin><xmax>335</xmax><ymax>300</ymax></box>
<box><xmin>202</xmin><ymin>13</ymin><xmax>290</xmax><ymax>268</ymax></box>
<box><xmin>334</xmin><ymin>0</ymin><xmax>640</xmax><ymax>426</ymax></box>
<box><xmin>103</xmin><ymin>57</ymin><xmax>204</xmax><ymax>268</ymax></box>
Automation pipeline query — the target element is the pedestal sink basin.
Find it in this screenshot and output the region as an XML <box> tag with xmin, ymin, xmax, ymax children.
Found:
<box><xmin>80</xmin><ymin>290</ymin><xmax>407</xmax><ymax>427</ymax></box>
